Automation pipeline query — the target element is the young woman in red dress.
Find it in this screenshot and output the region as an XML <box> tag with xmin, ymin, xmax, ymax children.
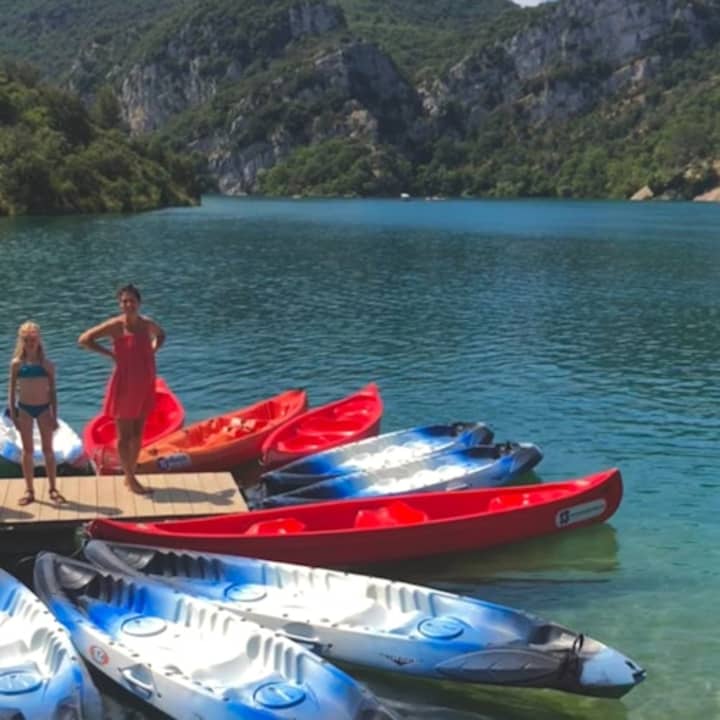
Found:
<box><xmin>78</xmin><ymin>284</ymin><xmax>165</xmax><ymax>494</ymax></box>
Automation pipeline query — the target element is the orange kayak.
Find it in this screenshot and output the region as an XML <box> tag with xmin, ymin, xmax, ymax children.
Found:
<box><xmin>137</xmin><ymin>388</ymin><xmax>308</xmax><ymax>473</ymax></box>
<box><xmin>261</xmin><ymin>383</ymin><xmax>383</xmax><ymax>469</ymax></box>
<box><xmin>84</xmin><ymin>376</ymin><xmax>185</xmax><ymax>473</ymax></box>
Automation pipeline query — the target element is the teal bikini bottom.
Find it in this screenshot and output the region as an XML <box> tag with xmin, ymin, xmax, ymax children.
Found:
<box><xmin>17</xmin><ymin>402</ymin><xmax>51</xmax><ymax>419</ymax></box>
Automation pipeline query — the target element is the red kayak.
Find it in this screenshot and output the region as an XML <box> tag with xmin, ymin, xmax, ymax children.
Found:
<box><xmin>84</xmin><ymin>376</ymin><xmax>185</xmax><ymax>474</ymax></box>
<box><xmin>87</xmin><ymin>468</ymin><xmax>622</xmax><ymax>566</ymax></box>
<box><xmin>136</xmin><ymin>388</ymin><xmax>308</xmax><ymax>473</ymax></box>
<box><xmin>261</xmin><ymin>382</ymin><xmax>383</xmax><ymax>469</ymax></box>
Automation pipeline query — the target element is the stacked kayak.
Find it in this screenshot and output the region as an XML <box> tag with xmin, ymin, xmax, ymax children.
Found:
<box><xmin>259</xmin><ymin>421</ymin><xmax>495</xmax><ymax>494</ymax></box>
<box><xmin>261</xmin><ymin>383</ymin><xmax>383</xmax><ymax>469</ymax></box>
<box><xmin>251</xmin><ymin>441</ymin><xmax>543</xmax><ymax>508</ymax></box>
<box><xmin>33</xmin><ymin>553</ymin><xmax>396</xmax><ymax>720</ymax></box>
<box><xmin>84</xmin><ymin>539</ymin><xmax>646</xmax><ymax>698</ymax></box>
<box><xmin>0</xmin><ymin>567</ymin><xmax>100</xmax><ymax>719</ymax></box>
<box><xmin>87</xmin><ymin>468</ymin><xmax>623</xmax><ymax>567</ymax></box>
<box><xmin>84</xmin><ymin>376</ymin><xmax>185</xmax><ymax>473</ymax></box>
<box><xmin>136</xmin><ymin>388</ymin><xmax>308</xmax><ymax>473</ymax></box>
<box><xmin>0</xmin><ymin>410</ymin><xmax>92</xmax><ymax>478</ymax></box>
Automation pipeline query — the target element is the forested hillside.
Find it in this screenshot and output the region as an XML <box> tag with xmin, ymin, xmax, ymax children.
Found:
<box><xmin>0</xmin><ymin>0</ymin><xmax>515</xmax><ymax>82</ymax></box>
<box><xmin>0</xmin><ymin>0</ymin><xmax>719</xmax><ymax>205</ymax></box>
<box><xmin>0</xmin><ymin>61</ymin><xmax>201</xmax><ymax>215</ymax></box>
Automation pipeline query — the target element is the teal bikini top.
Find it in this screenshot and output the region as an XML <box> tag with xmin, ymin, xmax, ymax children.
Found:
<box><xmin>18</xmin><ymin>363</ymin><xmax>48</xmax><ymax>379</ymax></box>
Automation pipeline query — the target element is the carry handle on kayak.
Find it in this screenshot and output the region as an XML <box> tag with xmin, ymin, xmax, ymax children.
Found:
<box><xmin>121</xmin><ymin>666</ymin><xmax>155</xmax><ymax>700</ymax></box>
<box><xmin>277</xmin><ymin>623</ymin><xmax>324</xmax><ymax>655</ymax></box>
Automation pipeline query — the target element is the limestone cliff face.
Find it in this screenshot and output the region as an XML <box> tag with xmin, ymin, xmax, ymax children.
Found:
<box><xmin>98</xmin><ymin>0</ymin><xmax>720</xmax><ymax>194</ymax></box>
<box><xmin>434</xmin><ymin>0</ymin><xmax>716</xmax><ymax>127</ymax></box>
<box><xmin>120</xmin><ymin>2</ymin><xmax>344</xmax><ymax>133</ymax></box>
<box><xmin>196</xmin><ymin>40</ymin><xmax>419</xmax><ymax>193</ymax></box>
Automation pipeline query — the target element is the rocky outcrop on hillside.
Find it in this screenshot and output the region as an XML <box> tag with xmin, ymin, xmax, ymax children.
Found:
<box><xmin>70</xmin><ymin>0</ymin><xmax>720</xmax><ymax>196</ymax></box>
<box><xmin>197</xmin><ymin>40</ymin><xmax>420</xmax><ymax>193</ymax></box>
<box><xmin>431</xmin><ymin>0</ymin><xmax>718</xmax><ymax>127</ymax></box>
<box><xmin>119</xmin><ymin>2</ymin><xmax>344</xmax><ymax>133</ymax></box>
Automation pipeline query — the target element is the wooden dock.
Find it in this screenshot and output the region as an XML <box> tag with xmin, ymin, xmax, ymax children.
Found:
<box><xmin>0</xmin><ymin>472</ymin><xmax>248</xmax><ymax>526</ymax></box>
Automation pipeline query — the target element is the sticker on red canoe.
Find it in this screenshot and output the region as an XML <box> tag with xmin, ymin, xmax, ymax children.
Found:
<box><xmin>157</xmin><ymin>453</ymin><xmax>191</xmax><ymax>471</ymax></box>
<box><xmin>89</xmin><ymin>645</ymin><xmax>109</xmax><ymax>665</ymax></box>
<box><xmin>555</xmin><ymin>499</ymin><xmax>607</xmax><ymax>528</ymax></box>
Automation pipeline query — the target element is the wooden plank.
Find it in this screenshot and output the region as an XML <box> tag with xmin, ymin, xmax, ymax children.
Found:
<box><xmin>164</xmin><ymin>473</ymin><xmax>195</xmax><ymax>517</ymax></box>
<box><xmin>175</xmin><ymin>473</ymin><xmax>198</xmax><ymax>516</ymax></box>
<box><xmin>55</xmin><ymin>475</ymin><xmax>85</xmax><ymax>522</ymax></box>
<box><xmin>35</xmin><ymin>478</ymin><xmax>60</xmax><ymax>523</ymax></box>
<box><xmin>0</xmin><ymin>472</ymin><xmax>245</xmax><ymax>525</ymax></box>
<box><xmin>0</xmin><ymin>474</ymin><xmax>14</xmax><ymax>521</ymax></box>
<box><xmin>96</xmin><ymin>473</ymin><xmax>121</xmax><ymax>518</ymax></box>
<box><xmin>115</xmin><ymin>476</ymin><xmax>138</xmax><ymax>518</ymax></box>
<box><xmin>132</xmin><ymin>476</ymin><xmax>158</xmax><ymax>519</ymax></box>
<box><xmin>3</xmin><ymin>476</ymin><xmax>33</xmax><ymax>522</ymax></box>
<box><xmin>202</xmin><ymin>471</ymin><xmax>245</xmax><ymax>511</ymax></box>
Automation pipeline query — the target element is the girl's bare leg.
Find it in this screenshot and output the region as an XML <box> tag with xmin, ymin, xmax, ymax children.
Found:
<box><xmin>38</xmin><ymin>411</ymin><xmax>64</xmax><ymax>503</ymax></box>
<box><xmin>16</xmin><ymin>411</ymin><xmax>35</xmax><ymax>505</ymax></box>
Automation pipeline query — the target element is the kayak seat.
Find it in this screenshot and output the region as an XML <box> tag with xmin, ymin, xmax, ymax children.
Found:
<box><xmin>354</xmin><ymin>501</ymin><xmax>428</xmax><ymax>528</ymax></box>
<box><xmin>302</xmin><ymin>420</ymin><xmax>360</xmax><ymax>435</ymax></box>
<box><xmin>488</xmin><ymin>493</ymin><xmax>532</xmax><ymax>510</ymax></box>
<box><xmin>244</xmin><ymin>517</ymin><xmax>306</xmax><ymax>535</ymax></box>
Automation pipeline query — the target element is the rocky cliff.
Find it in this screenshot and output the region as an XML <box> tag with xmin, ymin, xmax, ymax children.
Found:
<box><xmin>63</xmin><ymin>0</ymin><xmax>720</xmax><ymax>197</ymax></box>
<box><xmin>118</xmin><ymin>2</ymin><xmax>345</xmax><ymax>133</ymax></box>
<box><xmin>198</xmin><ymin>39</ymin><xmax>420</xmax><ymax>193</ymax></box>
<box><xmin>433</xmin><ymin>0</ymin><xmax>719</xmax><ymax>128</ymax></box>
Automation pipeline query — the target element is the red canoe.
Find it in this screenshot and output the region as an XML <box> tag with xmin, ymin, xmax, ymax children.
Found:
<box><xmin>87</xmin><ymin>468</ymin><xmax>622</xmax><ymax>567</ymax></box>
<box><xmin>136</xmin><ymin>388</ymin><xmax>308</xmax><ymax>473</ymax></box>
<box><xmin>83</xmin><ymin>376</ymin><xmax>185</xmax><ymax>473</ymax></box>
<box><xmin>260</xmin><ymin>382</ymin><xmax>383</xmax><ymax>469</ymax></box>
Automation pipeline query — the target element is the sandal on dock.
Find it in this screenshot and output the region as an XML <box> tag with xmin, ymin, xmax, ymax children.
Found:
<box><xmin>18</xmin><ymin>489</ymin><xmax>35</xmax><ymax>506</ymax></box>
<box><xmin>49</xmin><ymin>488</ymin><xmax>67</xmax><ymax>505</ymax></box>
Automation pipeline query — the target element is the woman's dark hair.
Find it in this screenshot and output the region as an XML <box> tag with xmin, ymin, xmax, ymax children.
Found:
<box><xmin>117</xmin><ymin>284</ymin><xmax>141</xmax><ymax>302</ymax></box>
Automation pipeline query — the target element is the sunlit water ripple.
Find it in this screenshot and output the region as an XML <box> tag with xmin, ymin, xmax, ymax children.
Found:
<box><xmin>1</xmin><ymin>196</ymin><xmax>720</xmax><ymax>719</ymax></box>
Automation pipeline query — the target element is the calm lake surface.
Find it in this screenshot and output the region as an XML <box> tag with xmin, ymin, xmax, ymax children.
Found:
<box><xmin>1</xmin><ymin>196</ymin><xmax>719</xmax><ymax>719</ymax></box>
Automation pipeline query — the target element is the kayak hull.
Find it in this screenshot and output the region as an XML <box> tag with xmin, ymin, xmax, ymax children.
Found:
<box><xmin>33</xmin><ymin>553</ymin><xmax>395</xmax><ymax>720</ymax></box>
<box><xmin>83</xmin><ymin>539</ymin><xmax>646</xmax><ymax>698</ymax></box>
<box><xmin>259</xmin><ymin>421</ymin><xmax>495</xmax><ymax>494</ymax></box>
<box><xmin>136</xmin><ymin>388</ymin><xmax>308</xmax><ymax>473</ymax></box>
<box><xmin>0</xmin><ymin>411</ymin><xmax>91</xmax><ymax>477</ymax></box>
<box><xmin>0</xmin><ymin>567</ymin><xmax>101</xmax><ymax>719</ymax></box>
<box><xmin>261</xmin><ymin>383</ymin><xmax>383</xmax><ymax>469</ymax></box>
<box><xmin>88</xmin><ymin>468</ymin><xmax>623</xmax><ymax>567</ymax></box>
<box><xmin>251</xmin><ymin>442</ymin><xmax>543</xmax><ymax>508</ymax></box>
<box><xmin>83</xmin><ymin>376</ymin><xmax>185</xmax><ymax>473</ymax></box>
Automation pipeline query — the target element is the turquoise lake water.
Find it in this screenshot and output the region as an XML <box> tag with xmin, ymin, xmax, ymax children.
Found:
<box><xmin>1</xmin><ymin>196</ymin><xmax>719</xmax><ymax>719</ymax></box>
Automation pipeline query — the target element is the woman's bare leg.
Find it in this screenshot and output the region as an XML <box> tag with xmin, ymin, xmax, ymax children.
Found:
<box><xmin>116</xmin><ymin>418</ymin><xmax>134</xmax><ymax>485</ymax></box>
<box><xmin>118</xmin><ymin>417</ymin><xmax>151</xmax><ymax>494</ymax></box>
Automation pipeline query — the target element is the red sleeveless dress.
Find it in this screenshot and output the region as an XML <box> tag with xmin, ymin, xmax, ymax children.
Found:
<box><xmin>103</xmin><ymin>330</ymin><xmax>156</xmax><ymax>420</ymax></box>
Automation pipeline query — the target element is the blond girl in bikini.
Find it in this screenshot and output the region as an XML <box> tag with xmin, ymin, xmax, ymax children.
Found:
<box><xmin>7</xmin><ymin>321</ymin><xmax>66</xmax><ymax>506</ymax></box>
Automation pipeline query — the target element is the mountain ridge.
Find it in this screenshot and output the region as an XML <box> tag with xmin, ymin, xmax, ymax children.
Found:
<box><xmin>1</xmin><ymin>0</ymin><xmax>719</xmax><ymax>202</ymax></box>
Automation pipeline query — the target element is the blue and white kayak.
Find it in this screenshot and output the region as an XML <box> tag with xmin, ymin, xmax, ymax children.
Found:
<box><xmin>0</xmin><ymin>410</ymin><xmax>91</xmax><ymax>478</ymax></box>
<box><xmin>251</xmin><ymin>441</ymin><xmax>542</xmax><ymax>508</ymax></box>
<box><xmin>83</xmin><ymin>540</ymin><xmax>646</xmax><ymax>698</ymax></box>
<box><xmin>33</xmin><ymin>552</ymin><xmax>396</xmax><ymax>720</ymax></box>
<box><xmin>258</xmin><ymin>421</ymin><xmax>494</xmax><ymax>494</ymax></box>
<box><xmin>0</xmin><ymin>568</ymin><xmax>101</xmax><ymax>719</ymax></box>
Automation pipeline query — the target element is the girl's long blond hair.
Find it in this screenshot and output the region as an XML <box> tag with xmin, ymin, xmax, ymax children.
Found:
<box><xmin>12</xmin><ymin>321</ymin><xmax>45</xmax><ymax>363</ymax></box>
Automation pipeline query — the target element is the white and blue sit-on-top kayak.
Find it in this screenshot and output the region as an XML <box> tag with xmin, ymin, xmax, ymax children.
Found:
<box><xmin>251</xmin><ymin>441</ymin><xmax>542</xmax><ymax>508</ymax></box>
<box><xmin>83</xmin><ymin>540</ymin><xmax>646</xmax><ymax>699</ymax></box>
<box><xmin>33</xmin><ymin>552</ymin><xmax>396</xmax><ymax>720</ymax></box>
<box><xmin>258</xmin><ymin>421</ymin><xmax>494</xmax><ymax>494</ymax></box>
<box><xmin>0</xmin><ymin>568</ymin><xmax>101</xmax><ymax>719</ymax></box>
<box><xmin>0</xmin><ymin>410</ymin><xmax>91</xmax><ymax>478</ymax></box>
